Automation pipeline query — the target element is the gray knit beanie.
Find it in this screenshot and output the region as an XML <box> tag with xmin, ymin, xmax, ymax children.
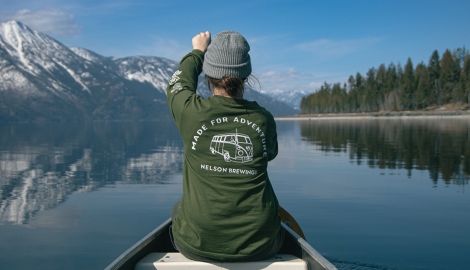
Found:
<box><xmin>203</xmin><ymin>30</ymin><xmax>252</xmax><ymax>79</ymax></box>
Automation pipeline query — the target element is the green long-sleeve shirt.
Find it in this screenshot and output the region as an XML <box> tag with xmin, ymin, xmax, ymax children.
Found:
<box><xmin>167</xmin><ymin>49</ymin><xmax>280</xmax><ymax>261</ymax></box>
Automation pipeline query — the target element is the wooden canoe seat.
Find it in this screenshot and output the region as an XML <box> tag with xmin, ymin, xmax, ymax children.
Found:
<box><xmin>135</xmin><ymin>252</ymin><xmax>308</xmax><ymax>270</ymax></box>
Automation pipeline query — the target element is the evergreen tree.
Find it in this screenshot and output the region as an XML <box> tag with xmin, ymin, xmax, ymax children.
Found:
<box><xmin>451</xmin><ymin>47</ymin><xmax>468</xmax><ymax>102</ymax></box>
<box><xmin>427</xmin><ymin>50</ymin><xmax>440</xmax><ymax>105</ymax></box>
<box><xmin>331</xmin><ymin>82</ymin><xmax>346</xmax><ymax>113</ymax></box>
<box><xmin>397</xmin><ymin>62</ymin><xmax>404</xmax><ymax>88</ymax></box>
<box><xmin>300</xmin><ymin>47</ymin><xmax>467</xmax><ymax>114</ymax></box>
<box><xmin>415</xmin><ymin>62</ymin><xmax>431</xmax><ymax>108</ymax></box>
<box><xmin>440</xmin><ymin>49</ymin><xmax>459</xmax><ymax>103</ymax></box>
<box><xmin>382</xmin><ymin>63</ymin><xmax>399</xmax><ymax>110</ymax></box>
<box><xmin>453</xmin><ymin>47</ymin><xmax>466</xmax><ymax>70</ymax></box>
<box><xmin>376</xmin><ymin>64</ymin><xmax>387</xmax><ymax>110</ymax></box>
<box><xmin>385</xmin><ymin>62</ymin><xmax>398</xmax><ymax>92</ymax></box>
<box><xmin>458</xmin><ymin>55</ymin><xmax>470</xmax><ymax>106</ymax></box>
<box><xmin>347</xmin><ymin>75</ymin><xmax>357</xmax><ymax>111</ymax></box>
<box><xmin>365</xmin><ymin>68</ymin><xmax>378</xmax><ymax>111</ymax></box>
<box><xmin>355</xmin><ymin>72</ymin><xmax>366</xmax><ymax>112</ymax></box>
<box><xmin>402</xmin><ymin>58</ymin><xmax>415</xmax><ymax>109</ymax></box>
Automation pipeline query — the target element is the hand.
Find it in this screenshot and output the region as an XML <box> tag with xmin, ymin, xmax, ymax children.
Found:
<box><xmin>192</xmin><ymin>31</ymin><xmax>211</xmax><ymax>53</ymax></box>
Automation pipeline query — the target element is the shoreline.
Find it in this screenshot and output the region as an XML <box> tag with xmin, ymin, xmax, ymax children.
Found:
<box><xmin>276</xmin><ymin>109</ymin><xmax>470</xmax><ymax>120</ymax></box>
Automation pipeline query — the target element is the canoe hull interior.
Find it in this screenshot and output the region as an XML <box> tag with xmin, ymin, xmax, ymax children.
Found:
<box><xmin>105</xmin><ymin>218</ymin><xmax>337</xmax><ymax>270</ymax></box>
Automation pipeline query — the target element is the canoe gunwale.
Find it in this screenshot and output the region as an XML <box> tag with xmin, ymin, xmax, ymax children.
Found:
<box><xmin>281</xmin><ymin>223</ymin><xmax>337</xmax><ymax>270</ymax></box>
<box><xmin>104</xmin><ymin>218</ymin><xmax>172</xmax><ymax>270</ymax></box>
<box><xmin>105</xmin><ymin>219</ymin><xmax>337</xmax><ymax>270</ymax></box>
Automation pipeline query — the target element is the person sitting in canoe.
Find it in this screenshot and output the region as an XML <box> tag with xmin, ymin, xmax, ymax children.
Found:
<box><xmin>166</xmin><ymin>30</ymin><xmax>284</xmax><ymax>262</ymax></box>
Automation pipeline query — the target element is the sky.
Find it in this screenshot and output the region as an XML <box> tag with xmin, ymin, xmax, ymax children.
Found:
<box><xmin>1</xmin><ymin>0</ymin><xmax>469</xmax><ymax>94</ymax></box>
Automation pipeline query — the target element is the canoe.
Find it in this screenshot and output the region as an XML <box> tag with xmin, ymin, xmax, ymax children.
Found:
<box><xmin>105</xmin><ymin>218</ymin><xmax>337</xmax><ymax>270</ymax></box>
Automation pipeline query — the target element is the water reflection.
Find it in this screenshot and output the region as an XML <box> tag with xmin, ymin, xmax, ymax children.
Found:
<box><xmin>298</xmin><ymin>117</ymin><xmax>470</xmax><ymax>186</ymax></box>
<box><xmin>0</xmin><ymin>121</ymin><xmax>184</xmax><ymax>225</ymax></box>
<box><xmin>2</xmin><ymin>118</ymin><xmax>469</xmax><ymax>226</ymax></box>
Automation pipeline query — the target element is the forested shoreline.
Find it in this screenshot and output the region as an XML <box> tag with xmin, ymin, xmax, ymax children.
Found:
<box><xmin>300</xmin><ymin>48</ymin><xmax>470</xmax><ymax>114</ymax></box>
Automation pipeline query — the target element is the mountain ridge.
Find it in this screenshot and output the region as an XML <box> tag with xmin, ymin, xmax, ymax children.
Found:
<box><xmin>0</xmin><ymin>20</ymin><xmax>297</xmax><ymax>122</ymax></box>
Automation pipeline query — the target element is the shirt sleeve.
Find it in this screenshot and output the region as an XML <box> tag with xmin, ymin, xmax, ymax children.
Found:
<box><xmin>166</xmin><ymin>49</ymin><xmax>205</xmax><ymax>126</ymax></box>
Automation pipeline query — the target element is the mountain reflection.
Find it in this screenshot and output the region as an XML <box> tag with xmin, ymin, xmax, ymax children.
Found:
<box><xmin>299</xmin><ymin>118</ymin><xmax>470</xmax><ymax>185</ymax></box>
<box><xmin>0</xmin><ymin>121</ymin><xmax>184</xmax><ymax>225</ymax></box>
<box><xmin>2</xmin><ymin>119</ymin><xmax>468</xmax><ymax>225</ymax></box>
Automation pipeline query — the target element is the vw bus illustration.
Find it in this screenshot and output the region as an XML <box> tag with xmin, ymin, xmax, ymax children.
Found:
<box><xmin>209</xmin><ymin>131</ymin><xmax>253</xmax><ymax>163</ymax></box>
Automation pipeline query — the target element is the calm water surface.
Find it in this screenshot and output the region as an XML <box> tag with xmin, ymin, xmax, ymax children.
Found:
<box><xmin>0</xmin><ymin>118</ymin><xmax>469</xmax><ymax>270</ymax></box>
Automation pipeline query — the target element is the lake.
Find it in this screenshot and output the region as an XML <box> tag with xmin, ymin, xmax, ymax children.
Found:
<box><xmin>0</xmin><ymin>117</ymin><xmax>469</xmax><ymax>270</ymax></box>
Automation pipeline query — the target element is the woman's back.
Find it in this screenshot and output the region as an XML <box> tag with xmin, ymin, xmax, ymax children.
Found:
<box><xmin>166</xmin><ymin>31</ymin><xmax>282</xmax><ymax>262</ymax></box>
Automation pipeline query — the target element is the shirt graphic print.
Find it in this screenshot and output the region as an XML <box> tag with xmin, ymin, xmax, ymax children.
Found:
<box><xmin>209</xmin><ymin>130</ymin><xmax>253</xmax><ymax>163</ymax></box>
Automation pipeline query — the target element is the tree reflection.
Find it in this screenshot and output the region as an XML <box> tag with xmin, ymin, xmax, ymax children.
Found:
<box><xmin>300</xmin><ymin>118</ymin><xmax>470</xmax><ymax>185</ymax></box>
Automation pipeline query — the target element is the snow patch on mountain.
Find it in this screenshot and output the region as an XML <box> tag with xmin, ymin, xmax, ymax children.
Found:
<box><xmin>0</xmin><ymin>67</ymin><xmax>41</xmax><ymax>96</ymax></box>
<box><xmin>1</xmin><ymin>21</ymin><xmax>37</xmax><ymax>73</ymax></box>
<box><xmin>69</xmin><ymin>47</ymin><xmax>119</xmax><ymax>80</ymax></box>
<box><xmin>261</xmin><ymin>89</ymin><xmax>310</xmax><ymax>111</ymax></box>
<box><xmin>54</xmin><ymin>59</ymin><xmax>90</xmax><ymax>93</ymax></box>
<box><xmin>115</xmin><ymin>56</ymin><xmax>178</xmax><ymax>93</ymax></box>
<box><xmin>69</xmin><ymin>47</ymin><xmax>108</xmax><ymax>64</ymax></box>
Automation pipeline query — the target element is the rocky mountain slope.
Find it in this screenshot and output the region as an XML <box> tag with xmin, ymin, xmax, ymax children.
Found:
<box><xmin>0</xmin><ymin>21</ymin><xmax>297</xmax><ymax>122</ymax></box>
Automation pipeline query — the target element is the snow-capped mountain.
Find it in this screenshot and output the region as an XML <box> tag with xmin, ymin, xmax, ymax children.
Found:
<box><xmin>261</xmin><ymin>89</ymin><xmax>310</xmax><ymax>111</ymax></box>
<box><xmin>0</xmin><ymin>21</ymin><xmax>296</xmax><ymax>122</ymax></box>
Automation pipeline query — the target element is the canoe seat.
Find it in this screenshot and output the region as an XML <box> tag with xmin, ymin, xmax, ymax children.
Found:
<box><xmin>135</xmin><ymin>252</ymin><xmax>308</xmax><ymax>270</ymax></box>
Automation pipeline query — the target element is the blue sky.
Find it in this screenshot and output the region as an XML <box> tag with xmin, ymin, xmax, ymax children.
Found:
<box><xmin>1</xmin><ymin>0</ymin><xmax>469</xmax><ymax>94</ymax></box>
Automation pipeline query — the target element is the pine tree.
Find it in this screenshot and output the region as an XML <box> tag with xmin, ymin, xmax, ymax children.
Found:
<box><xmin>376</xmin><ymin>64</ymin><xmax>387</xmax><ymax>110</ymax></box>
<box><xmin>402</xmin><ymin>58</ymin><xmax>415</xmax><ymax>109</ymax></box>
<box><xmin>365</xmin><ymin>68</ymin><xmax>378</xmax><ymax>111</ymax></box>
<box><xmin>300</xmin><ymin>47</ymin><xmax>467</xmax><ymax>114</ymax></box>
<box><xmin>331</xmin><ymin>82</ymin><xmax>346</xmax><ymax>113</ymax></box>
<box><xmin>386</xmin><ymin>62</ymin><xmax>398</xmax><ymax>92</ymax></box>
<box><xmin>415</xmin><ymin>62</ymin><xmax>431</xmax><ymax>108</ymax></box>
<box><xmin>458</xmin><ymin>55</ymin><xmax>470</xmax><ymax>106</ymax></box>
<box><xmin>451</xmin><ymin>47</ymin><xmax>468</xmax><ymax>102</ymax></box>
<box><xmin>453</xmin><ymin>47</ymin><xmax>466</xmax><ymax>70</ymax></box>
<box><xmin>381</xmin><ymin>63</ymin><xmax>399</xmax><ymax>110</ymax></box>
<box><xmin>355</xmin><ymin>72</ymin><xmax>366</xmax><ymax>112</ymax></box>
<box><xmin>440</xmin><ymin>49</ymin><xmax>459</xmax><ymax>103</ymax></box>
<box><xmin>397</xmin><ymin>62</ymin><xmax>404</xmax><ymax>87</ymax></box>
<box><xmin>347</xmin><ymin>75</ymin><xmax>357</xmax><ymax>112</ymax></box>
<box><xmin>427</xmin><ymin>50</ymin><xmax>440</xmax><ymax>105</ymax></box>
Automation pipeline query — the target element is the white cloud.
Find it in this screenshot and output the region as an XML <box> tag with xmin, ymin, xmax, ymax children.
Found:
<box><xmin>307</xmin><ymin>81</ymin><xmax>325</xmax><ymax>90</ymax></box>
<box><xmin>140</xmin><ymin>36</ymin><xmax>190</xmax><ymax>60</ymax></box>
<box><xmin>1</xmin><ymin>9</ymin><xmax>81</xmax><ymax>37</ymax></box>
<box><xmin>255</xmin><ymin>68</ymin><xmax>335</xmax><ymax>93</ymax></box>
<box><xmin>296</xmin><ymin>37</ymin><xmax>382</xmax><ymax>60</ymax></box>
<box><xmin>257</xmin><ymin>68</ymin><xmax>314</xmax><ymax>84</ymax></box>
<box><xmin>114</xmin><ymin>36</ymin><xmax>190</xmax><ymax>60</ymax></box>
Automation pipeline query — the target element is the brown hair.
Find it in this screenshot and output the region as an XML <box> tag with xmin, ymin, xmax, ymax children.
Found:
<box><xmin>206</xmin><ymin>75</ymin><xmax>259</xmax><ymax>98</ymax></box>
<box><xmin>206</xmin><ymin>75</ymin><xmax>245</xmax><ymax>98</ymax></box>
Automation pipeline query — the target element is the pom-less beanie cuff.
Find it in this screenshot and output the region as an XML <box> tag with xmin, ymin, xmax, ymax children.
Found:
<box><xmin>203</xmin><ymin>31</ymin><xmax>252</xmax><ymax>79</ymax></box>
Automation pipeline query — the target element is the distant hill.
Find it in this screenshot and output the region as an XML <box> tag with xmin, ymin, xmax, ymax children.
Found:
<box><xmin>0</xmin><ymin>21</ymin><xmax>297</xmax><ymax>122</ymax></box>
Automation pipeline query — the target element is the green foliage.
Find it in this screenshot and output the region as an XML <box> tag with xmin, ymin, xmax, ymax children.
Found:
<box><xmin>415</xmin><ymin>63</ymin><xmax>432</xmax><ymax>108</ymax></box>
<box><xmin>300</xmin><ymin>47</ymin><xmax>470</xmax><ymax>114</ymax></box>
<box><xmin>440</xmin><ymin>50</ymin><xmax>460</xmax><ymax>103</ymax></box>
<box><xmin>402</xmin><ymin>58</ymin><xmax>415</xmax><ymax>109</ymax></box>
<box><xmin>427</xmin><ymin>50</ymin><xmax>441</xmax><ymax>104</ymax></box>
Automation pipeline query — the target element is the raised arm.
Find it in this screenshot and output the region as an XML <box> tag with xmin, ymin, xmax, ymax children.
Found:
<box><xmin>166</xmin><ymin>31</ymin><xmax>211</xmax><ymax>125</ymax></box>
